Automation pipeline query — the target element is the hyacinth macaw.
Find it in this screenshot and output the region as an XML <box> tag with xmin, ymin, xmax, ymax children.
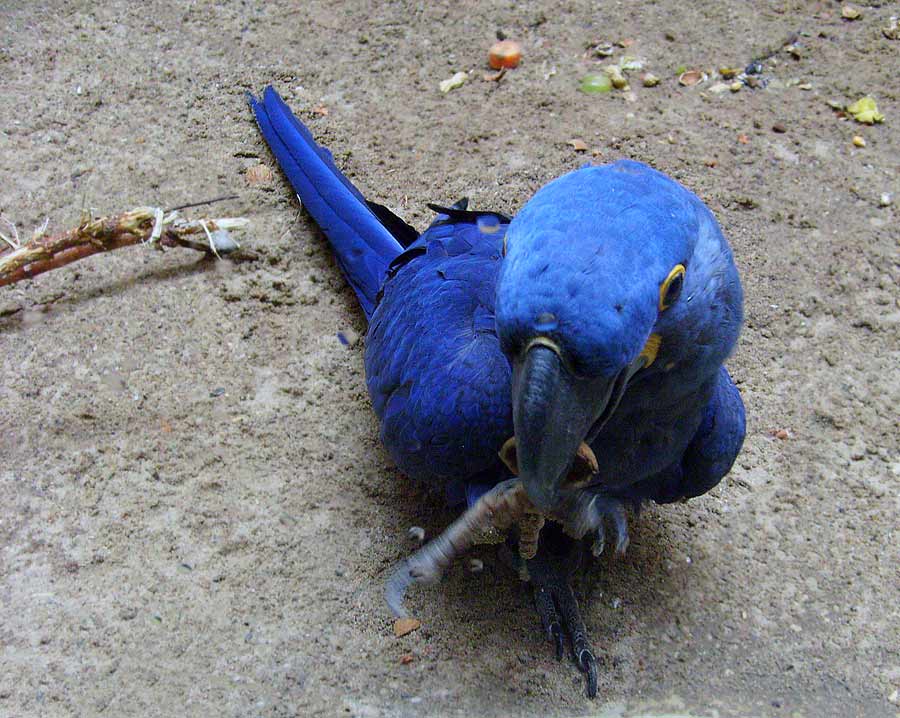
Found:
<box><xmin>249</xmin><ymin>86</ymin><xmax>745</xmax><ymax>697</ymax></box>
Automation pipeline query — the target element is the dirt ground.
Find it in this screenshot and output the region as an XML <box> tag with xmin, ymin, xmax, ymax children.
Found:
<box><xmin>1</xmin><ymin>1</ymin><xmax>898</xmax><ymax>716</ymax></box>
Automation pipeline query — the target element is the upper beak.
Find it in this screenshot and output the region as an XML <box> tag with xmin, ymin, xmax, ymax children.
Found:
<box><xmin>511</xmin><ymin>342</ymin><xmax>618</xmax><ymax>513</ymax></box>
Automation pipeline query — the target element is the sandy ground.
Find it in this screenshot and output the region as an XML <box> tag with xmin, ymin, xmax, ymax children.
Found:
<box><xmin>1</xmin><ymin>1</ymin><xmax>898</xmax><ymax>716</ymax></box>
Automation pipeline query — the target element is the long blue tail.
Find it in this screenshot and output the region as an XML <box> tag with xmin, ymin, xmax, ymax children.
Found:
<box><xmin>248</xmin><ymin>86</ymin><xmax>405</xmax><ymax>319</ymax></box>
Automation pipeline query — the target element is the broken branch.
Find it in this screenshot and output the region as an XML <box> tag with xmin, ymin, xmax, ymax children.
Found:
<box><xmin>0</xmin><ymin>206</ymin><xmax>255</xmax><ymax>288</ymax></box>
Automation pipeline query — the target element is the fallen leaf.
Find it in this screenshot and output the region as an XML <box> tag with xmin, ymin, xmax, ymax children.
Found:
<box><xmin>393</xmin><ymin>617</ymin><xmax>421</xmax><ymax>637</ymax></box>
<box><xmin>847</xmin><ymin>96</ymin><xmax>885</xmax><ymax>124</ymax></box>
<box><xmin>400</xmin><ymin>654</ymin><xmax>414</xmax><ymax>665</ymax></box>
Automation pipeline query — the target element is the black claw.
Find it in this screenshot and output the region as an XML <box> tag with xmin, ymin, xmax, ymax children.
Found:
<box><xmin>533</xmin><ymin>584</ymin><xmax>565</xmax><ymax>660</ymax></box>
<box><xmin>551</xmin><ymin>622</ymin><xmax>564</xmax><ymax>660</ymax></box>
<box><xmin>579</xmin><ymin>648</ymin><xmax>599</xmax><ymax>698</ymax></box>
<box><xmin>611</xmin><ymin>504</ymin><xmax>629</xmax><ymax>554</ymax></box>
<box><xmin>526</xmin><ymin>537</ymin><xmax>600</xmax><ymax>698</ymax></box>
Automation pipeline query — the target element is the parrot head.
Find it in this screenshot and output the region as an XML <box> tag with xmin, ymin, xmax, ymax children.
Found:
<box><xmin>495</xmin><ymin>160</ymin><xmax>742</xmax><ymax>512</ymax></box>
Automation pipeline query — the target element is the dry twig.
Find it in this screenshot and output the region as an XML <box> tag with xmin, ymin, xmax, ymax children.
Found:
<box><xmin>0</xmin><ymin>206</ymin><xmax>255</xmax><ymax>288</ymax></box>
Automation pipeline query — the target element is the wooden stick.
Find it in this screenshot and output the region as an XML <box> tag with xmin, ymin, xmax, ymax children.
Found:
<box><xmin>0</xmin><ymin>207</ymin><xmax>254</xmax><ymax>288</ymax></box>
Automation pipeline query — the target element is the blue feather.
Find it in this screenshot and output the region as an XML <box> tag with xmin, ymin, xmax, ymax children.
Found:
<box><xmin>248</xmin><ymin>87</ymin><xmax>404</xmax><ymax>318</ymax></box>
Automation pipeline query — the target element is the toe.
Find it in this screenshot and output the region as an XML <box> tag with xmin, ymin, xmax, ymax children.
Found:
<box><xmin>578</xmin><ymin>648</ymin><xmax>599</xmax><ymax>698</ymax></box>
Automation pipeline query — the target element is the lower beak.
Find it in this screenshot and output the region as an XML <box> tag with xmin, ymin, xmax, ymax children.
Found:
<box><xmin>511</xmin><ymin>343</ymin><xmax>617</xmax><ymax>512</ymax></box>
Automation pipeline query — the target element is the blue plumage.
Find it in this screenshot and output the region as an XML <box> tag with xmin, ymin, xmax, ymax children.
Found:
<box><xmin>366</xmin><ymin>217</ymin><xmax>514</xmax><ymax>483</ymax></box>
<box><xmin>248</xmin><ymin>87</ymin><xmax>404</xmax><ymax>318</ymax></box>
<box><xmin>250</xmin><ymin>86</ymin><xmax>746</xmax><ymax>697</ymax></box>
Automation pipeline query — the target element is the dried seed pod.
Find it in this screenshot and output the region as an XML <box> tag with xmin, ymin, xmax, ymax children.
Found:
<box><xmin>678</xmin><ymin>70</ymin><xmax>704</xmax><ymax>87</ymax></box>
<box><xmin>488</xmin><ymin>40</ymin><xmax>522</xmax><ymax>69</ymax></box>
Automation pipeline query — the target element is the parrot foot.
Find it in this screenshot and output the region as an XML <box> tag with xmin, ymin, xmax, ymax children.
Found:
<box><xmin>587</xmin><ymin>496</ymin><xmax>630</xmax><ymax>558</ymax></box>
<box><xmin>554</xmin><ymin>492</ymin><xmax>632</xmax><ymax>558</ymax></box>
<box><xmin>524</xmin><ymin>535</ymin><xmax>599</xmax><ymax>699</ymax></box>
<box><xmin>385</xmin><ymin>479</ymin><xmax>532</xmax><ymax>617</ymax></box>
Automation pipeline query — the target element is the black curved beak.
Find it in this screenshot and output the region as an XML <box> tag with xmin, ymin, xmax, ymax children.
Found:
<box><xmin>511</xmin><ymin>342</ymin><xmax>642</xmax><ymax>513</ymax></box>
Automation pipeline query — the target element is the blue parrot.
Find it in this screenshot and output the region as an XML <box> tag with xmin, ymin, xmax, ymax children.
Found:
<box><xmin>249</xmin><ymin>86</ymin><xmax>745</xmax><ymax>697</ymax></box>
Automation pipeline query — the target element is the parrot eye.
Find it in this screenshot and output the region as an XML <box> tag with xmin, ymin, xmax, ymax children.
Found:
<box><xmin>659</xmin><ymin>264</ymin><xmax>686</xmax><ymax>311</ymax></box>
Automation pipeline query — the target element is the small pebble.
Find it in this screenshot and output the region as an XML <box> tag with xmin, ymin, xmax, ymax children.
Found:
<box><xmin>852</xmin><ymin>135</ymin><xmax>866</xmax><ymax>148</ymax></box>
<box><xmin>880</xmin><ymin>193</ymin><xmax>893</xmax><ymax>207</ymax></box>
<box><xmin>772</xmin><ymin>123</ymin><xmax>787</xmax><ymax>133</ymax></box>
<box><xmin>467</xmin><ymin>558</ymin><xmax>484</xmax><ymax>573</ymax></box>
<box><xmin>400</xmin><ymin>653</ymin><xmax>414</xmax><ymax>665</ymax></box>
<box><xmin>407</xmin><ymin>526</ymin><xmax>425</xmax><ymax>543</ymax></box>
<box><xmin>641</xmin><ymin>73</ymin><xmax>659</xmax><ymax>87</ymax></box>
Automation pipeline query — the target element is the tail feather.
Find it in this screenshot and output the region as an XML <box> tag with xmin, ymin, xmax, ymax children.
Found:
<box><xmin>249</xmin><ymin>86</ymin><xmax>405</xmax><ymax>318</ymax></box>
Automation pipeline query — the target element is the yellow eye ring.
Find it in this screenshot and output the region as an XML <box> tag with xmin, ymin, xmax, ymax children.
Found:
<box><xmin>659</xmin><ymin>264</ymin><xmax>686</xmax><ymax>311</ymax></box>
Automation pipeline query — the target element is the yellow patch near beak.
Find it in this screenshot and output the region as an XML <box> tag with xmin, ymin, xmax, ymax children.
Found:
<box><xmin>639</xmin><ymin>333</ymin><xmax>662</xmax><ymax>367</ymax></box>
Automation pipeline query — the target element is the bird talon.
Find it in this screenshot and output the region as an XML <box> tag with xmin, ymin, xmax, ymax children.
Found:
<box><xmin>559</xmin><ymin>493</ymin><xmax>631</xmax><ymax>557</ymax></box>
<box><xmin>550</xmin><ymin>622</ymin><xmax>564</xmax><ymax>660</ymax></box>
<box><xmin>578</xmin><ymin>648</ymin><xmax>599</xmax><ymax>698</ymax></box>
<box><xmin>591</xmin><ymin>527</ymin><xmax>606</xmax><ymax>557</ymax></box>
